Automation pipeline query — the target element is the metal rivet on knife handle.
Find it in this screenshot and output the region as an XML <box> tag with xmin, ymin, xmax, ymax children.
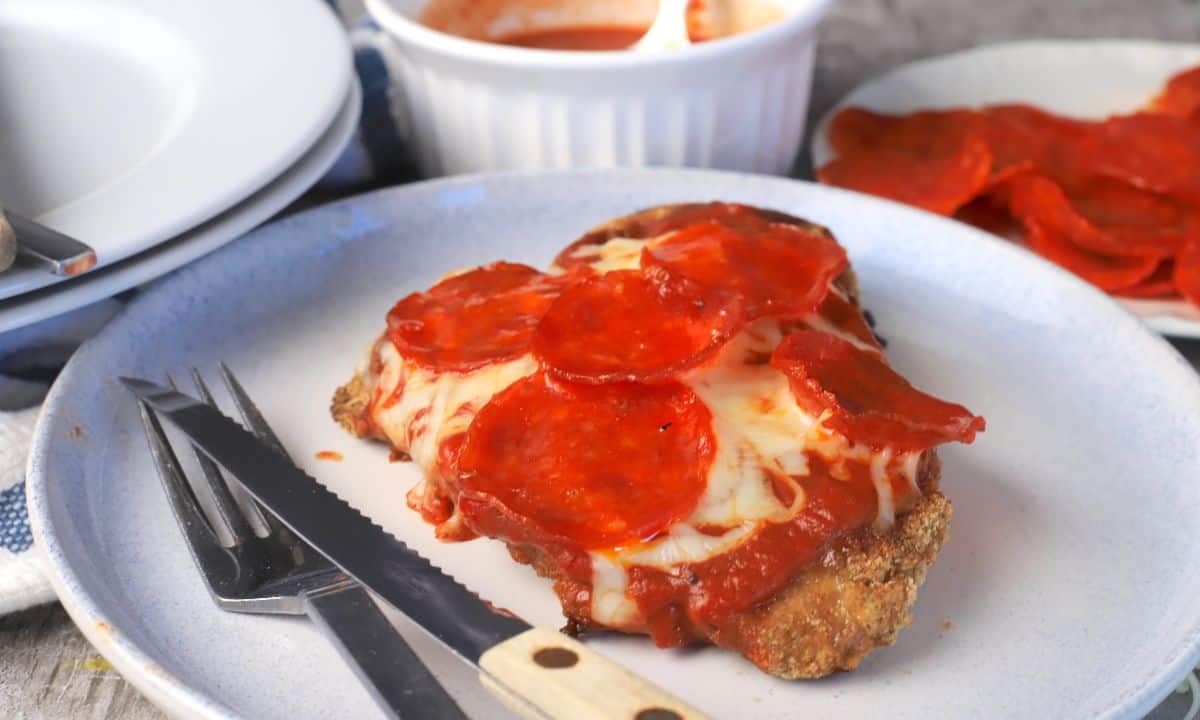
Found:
<box><xmin>479</xmin><ymin>627</ymin><xmax>711</xmax><ymax>720</ymax></box>
<box><xmin>533</xmin><ymin>647</ymin><xmax>579</xmax><ymax>669</ymax></box>
<box><xmin>636</xmin><ymin>709</ymin><xmax>684</xmax><ymax>720</ymax></box>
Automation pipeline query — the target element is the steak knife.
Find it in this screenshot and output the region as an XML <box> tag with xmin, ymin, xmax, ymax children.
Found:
<box><xmin>121</xmin><ymin>377</ymin><xmax>708</xmax><ymax>720</ymax></box>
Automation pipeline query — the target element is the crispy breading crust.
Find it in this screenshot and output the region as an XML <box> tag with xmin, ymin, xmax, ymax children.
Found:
<box><xmin>713</xmin><ymin>454</ymin><xmax>948</xmax><ymax>678</ymax></box>
<box><xmin>502</xmin><ymin>454</ymin><xmax>948</xmax><ymax>679</ymax></box>
<box><xmin>331</xmin><ymin>372</ymin><xmax>373</xmax><ymax>437</ymax></box>
<box><xmin>331</xmin><ymin>374</ymin><xmax>950</xmax><ymax>679</ymax></box>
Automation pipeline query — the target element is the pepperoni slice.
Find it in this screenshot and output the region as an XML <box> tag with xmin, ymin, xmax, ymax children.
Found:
<box><xmin>771</xmin><ymin>330</ymin><xmax>984</xmax><ymax>451</ymax></box>
<box><xmin>1081</xmin><ymin>113</ymin><xmax>1200</xmax><ymax>206</ymax></box>
<box><xmin>954</xmin><ymin>195</ymin><xmax>1023</xmax><ymax>239</ymax></box>
<box><xmin>1022</xmin><ymin>220</ymin><xmax>1158</xmax><ymax>292</ymax></box>
<box><xmin>1148</xmin><ymin>66</ymin><xmax>1200</xmax><ymax>123</ymax></box>
<box><xmin>1001</xmin><ymin>174</ymin><xmax>1105</xmax><ymax>248</ymax></box>
<box><xmin>534</xmin><ymin>267</ymin><xmax>745</xmax><ymax>384</ymax></box>
<box><xmin>1065</xmin><ymin>178</ymin><xmax>1198</xmax><ymax>258</ymax></box>
<box><xmin>555</xmin><ymin>203</ymin><xmax>827</xmax><ymax>270</ymax></box>
<box><xmin>827</xmin><ymin>107</ymin><xmax>902</xmax><ymax>157</ymax></box>
<box><xmin>641</xmin><ymin>220</ymin><xmax>848</xmax><ymax>320</ymax></box>
<box><xmin>818</xmin><ymin>111</ymin><xmax>992</xmax><ymax>215</ymax></box>
<box><xmin>827</xmin><ymin>108</ymin><xmax>986</xmax><ymax>155</ymax></box>
<box><xmin>982</xmin><ymin>104</ymin><xmax>1094</xmax><ymax>187</ymax></box>
<box><xmin>1114</xmin><ymin>261</ymin><xmax>1178</xmax><ymax>299</ymax></box>
<box><xmin>805</xmin><ymin>290</ymin><xmax>881</xmax><ymax>351</ymax></box>
<box><xmin>456</xmin><ymin>372</ymin><xmax>714</xmax><ymax>549</ymax></box>
<box><xmin>1002</xmin><ymin>174</ymin><xmax>1179</xmax><ymax>260</ymax></box>
<box><xmin>386</xmin><ymin>262</ymin><xmax>583</xmax><ymax>371</ymax></box>
<box><xmin>1174</xmin><ymin>240</ymin><xmax>1200</xmax><ymax>309</ymax></box>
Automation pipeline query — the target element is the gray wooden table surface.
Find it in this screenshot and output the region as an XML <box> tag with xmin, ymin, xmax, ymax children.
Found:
<box><xmin>3</xmin><ymin>1</ymin><xmax>1200</xmax><ymax>717</ymax></box>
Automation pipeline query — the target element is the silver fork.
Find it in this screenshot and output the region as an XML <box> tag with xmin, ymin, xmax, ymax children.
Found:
<box><xmin>134</xmin><ymin>363</ymin><xmax>467</xmax><ymax>720</ymax></box>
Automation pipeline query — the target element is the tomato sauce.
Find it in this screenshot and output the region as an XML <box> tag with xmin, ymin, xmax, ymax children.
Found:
<box><xmin>625</xmin><ymin>453</ymin><xmax>891</xmax><ymax>646</ymax></box>
<box><xmin>496</xmin><ymin>26</ymin><xmax>650</xmax><ymax>51</ymax></box>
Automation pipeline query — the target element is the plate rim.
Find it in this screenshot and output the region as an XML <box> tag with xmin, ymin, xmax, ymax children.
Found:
<box><xmin>809</xmin><ymin>38</ymin><xmax>1200</xmax><ymax>338</ymax></box>
<box><xmin>0</xmin><ymin>0</ymin><xmax>351</xmax><ymax>298</ymax></box>
<box><xmin>0</xmin><ymin>82</ymin><xmax>361</xmax><ymax>335</ymax></box>
<box><xmin>27</xmin><ymin>168</ymin><xmax>1200</xmax><ymax>720</ymax></box>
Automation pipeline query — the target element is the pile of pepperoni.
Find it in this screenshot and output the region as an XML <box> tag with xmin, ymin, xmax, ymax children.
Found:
<box><xmin>386</xmin><ymin>204</ymin><xmax>984</xmax><ymax>553</ymax></box>
<box><xmin>818</xmin><ymin>66</ymin><xmax>1200</xmax><ymax>305</ymax></box>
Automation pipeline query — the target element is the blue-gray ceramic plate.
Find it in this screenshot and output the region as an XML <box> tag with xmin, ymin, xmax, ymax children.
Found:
<box><xmin>27</xmin><ymin>169</ymin><xmax>1200</xmax><ymax>719</ymax></box>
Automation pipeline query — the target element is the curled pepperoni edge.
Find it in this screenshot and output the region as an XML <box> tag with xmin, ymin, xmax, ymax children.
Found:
<box><xmin>770</xmin><ymin>329</ymin><xmax>985</xmax><ymax>452</ymax></box>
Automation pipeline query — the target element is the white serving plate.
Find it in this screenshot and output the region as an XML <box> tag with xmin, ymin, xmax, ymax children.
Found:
<box><xmin>0</xmin><ymin>0</ymin><xmax>351</xmax><ymax>299</ymax></box>
<box><xmin>0</xmin><ymin>82</ymin><xmax>360</xmax><ymax>334</ymax></box>
<box><xmin>811</xmin><ymin>40</ymin><xmax>1200</xmax><ymax>338</ymax></box>
<box><xmin>28</xmin><ymin>169</ymin><xmax>1200</xmax><ymax>719</ymax></box>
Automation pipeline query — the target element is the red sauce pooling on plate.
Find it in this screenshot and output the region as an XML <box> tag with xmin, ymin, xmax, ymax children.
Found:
<box><xmin>496</xmin><ymin>25</ymin><xmax>650</xmax><ymax>51</ymax></box>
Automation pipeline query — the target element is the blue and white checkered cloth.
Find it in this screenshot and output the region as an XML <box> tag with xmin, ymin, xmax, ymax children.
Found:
<box><xmin>325</xmin><ymin>0</ymin><xmax>419</xmax><ymax>189</ymax></box>
<box><xmin>0</xmin><ymin>299</ymin><xmax>122</xmax><ymax>614</ymax></box>
<box><xmin>0</xmin><ymin>407</ymin><xmax>50</xmax><ymax>614</ymax></box>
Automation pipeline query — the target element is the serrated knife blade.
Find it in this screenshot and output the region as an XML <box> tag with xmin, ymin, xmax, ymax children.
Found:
<box><xmin>119</xmin><ymin>377</ymin><xmax>530</xmax><ymax>664</ymax></box>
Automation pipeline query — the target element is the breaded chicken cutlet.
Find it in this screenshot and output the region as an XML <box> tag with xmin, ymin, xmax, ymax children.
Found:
<box><xmin>332</xmin><ymin>203</ymin><xmax>981</xmax><ymax>677</ymax></box>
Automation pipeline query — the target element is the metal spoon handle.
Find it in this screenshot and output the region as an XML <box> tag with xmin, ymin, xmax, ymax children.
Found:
<box><xmin>633</xmin><ymin>0</ymin><xmax>692</xmax><ymax>51</ymax></box>
<box><xmin>3</xmin><ymin>210</ymin><xmax>97</xmax><ymax>276</ymax></box>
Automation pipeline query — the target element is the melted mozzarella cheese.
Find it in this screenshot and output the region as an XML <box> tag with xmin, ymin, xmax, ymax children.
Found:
<box><xmin>370</xmin><ymin>341</ymin><xmax>536</xmax><ymax>472</ymax></box>
<box><xmin>616</xmin><ymin>522</ymin><xmax>756</xmax><ymax>568</ymax></box>
<box><xmin>900</xmin><ymin>450</ymin><xmax>922</xmax><ymax>495</ymax></box>
<box><xmin>870</xmin><ymin>447</ymin><xmax>895</xmax><ymax>529</ymax></box>
<box><xmin>590</xmin><ymin>553</ymin><xmax>641</xmax><ymax>627</ymax></box>
<box><xmin>558</xmin><ymin>237</ymin><xmax>646</xmax><ymax>273</ymax></box>
<box><xmin>678</xmin><ymin>320</ymin><xmax>813</xmax><ymax>526</ymax></box>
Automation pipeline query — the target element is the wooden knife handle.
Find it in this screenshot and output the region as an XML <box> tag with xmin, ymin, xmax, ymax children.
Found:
<box><xmin>479</xmin><ymin>627</ymin><xmax>710</xmax><ymax>720</ymax></box>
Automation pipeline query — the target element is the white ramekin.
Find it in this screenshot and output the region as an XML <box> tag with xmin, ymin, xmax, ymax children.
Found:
<box><xmin>363</xmin><ymin>0</ymin><xmax>834</xmax><ymax>176</ymax></box>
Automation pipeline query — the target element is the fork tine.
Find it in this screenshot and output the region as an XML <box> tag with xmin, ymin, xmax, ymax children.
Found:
<box><xmin>215</xmin><ymin>363</ymin><xmax>293</xmax><ymax>537</ymax></box>
<box><xmin>187</xmin><ymin>369</ymin><xmax>272</xmax><ymax>538</ymax></box>
<box><xmin>164</xmin><ymin>373</ymin><xmax>250</xmax><ymax>545</ymax></box>
<box><xmin>161</xmin><ymin>373</ymin><xmax>245</xmax><ymax>546</ymax></box>
<box><xmin>218</xmin><ymin>362</ymin><xmax>291</xmax><ymax>461</ymax></box>
<box><xmin>136</xmin><ymin>400</ymin><xmax>226</xmax><ymax>555</ymax></box>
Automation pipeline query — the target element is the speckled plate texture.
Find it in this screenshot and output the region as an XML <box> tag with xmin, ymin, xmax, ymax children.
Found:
<box><xmin>26</xmin><ymin>169</ymin><xmax>1200</xmax><ymax>719</ymax></box>
<box><xmin>811</xmin><ymin>40</ymin><xmax>1200</xmax><ymax>339</ymax></box>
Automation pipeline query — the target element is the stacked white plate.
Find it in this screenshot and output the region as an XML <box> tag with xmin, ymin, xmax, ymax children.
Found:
<box><xmin>0</xmin><ymin>0</ymin><xmax>360</xmax><ymax>332</ymax></box>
